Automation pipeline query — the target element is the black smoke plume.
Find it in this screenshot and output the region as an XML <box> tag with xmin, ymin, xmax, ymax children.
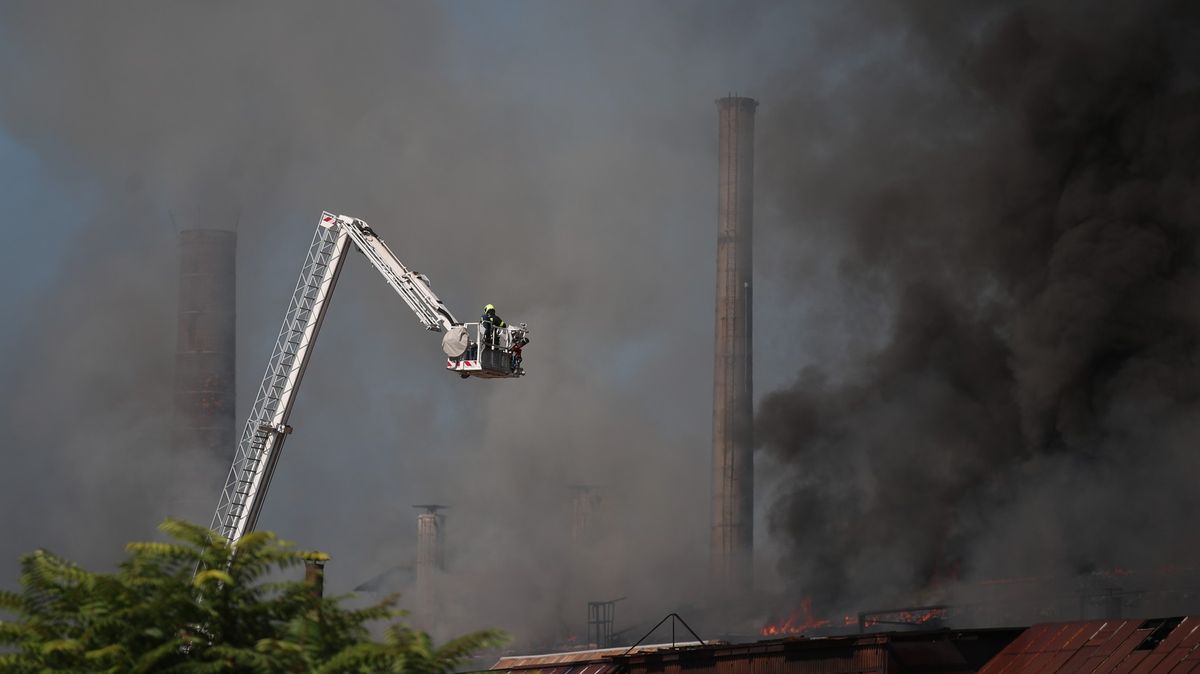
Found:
<box><xmin>758</xmin><ymin>1</ymin><xmax>1200</xmax><ymax>615</ymax></box>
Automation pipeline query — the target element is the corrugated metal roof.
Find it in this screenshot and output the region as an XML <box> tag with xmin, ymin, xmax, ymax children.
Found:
<box><xmin>491</xmin><ymin>643</ymin><xmax>708</xmax><ymax>671</ymax></box>
<box><xmin>489</xmin><ymin>657</ymin><xmax>624</xmax><ymax>671</ymax></box>
<box><xmin>489</xmin><ymin>629</ymin><xmax>1021</xmax><ymax>674</ymax></box>
<box><xmin>979</xmin><ymin>617</ymin><xmax>1200</xmax><ymax>674</ymax></box>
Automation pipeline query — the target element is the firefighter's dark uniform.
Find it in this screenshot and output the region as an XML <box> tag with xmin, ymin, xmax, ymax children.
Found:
<box><xmin>481</xmin><ymin>304</ymin><xmax>505</xmax><ymax>346</ymax></box>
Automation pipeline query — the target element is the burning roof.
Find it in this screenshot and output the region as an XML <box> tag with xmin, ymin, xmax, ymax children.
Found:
<box><xmin>487</xmin><ymin>629</ymin><xmax>1021</xmax><ymax>674</ymax></box>
<box><xmin>488</xmin><ymin>616</ymin><xmax>1200</xmax><ymax>674</ymax></box>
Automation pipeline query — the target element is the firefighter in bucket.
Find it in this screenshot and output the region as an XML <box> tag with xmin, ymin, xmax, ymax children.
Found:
<box><xmin>481</xmin><ymin>304</ymin><xmax>505</xmax><ymax>347</ymax></box>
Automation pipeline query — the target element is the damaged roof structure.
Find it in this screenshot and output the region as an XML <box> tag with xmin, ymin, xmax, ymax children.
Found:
<box><xmin>489</xmin><ymin>617</ymin><xmax>1200</xmax><ymax>674</ymax></box>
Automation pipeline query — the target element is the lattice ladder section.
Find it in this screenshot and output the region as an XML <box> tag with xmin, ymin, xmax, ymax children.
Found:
<box><xmin>210</xmin><ymin>215</ymin><xmax>351</xmax><ymax>543</ymax></box>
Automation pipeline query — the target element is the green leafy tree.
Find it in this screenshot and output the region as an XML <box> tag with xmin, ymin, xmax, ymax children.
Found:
<box><xmin>0</xmin><ymin>519</ymin><xmax>505</xmax><ymax>673</ymax></box>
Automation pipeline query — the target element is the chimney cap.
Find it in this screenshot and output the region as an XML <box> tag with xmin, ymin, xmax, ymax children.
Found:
<box><xmin>715</xmin><ymin>95</ymin><xmax>759</xmax><ymax>109</ymax></box>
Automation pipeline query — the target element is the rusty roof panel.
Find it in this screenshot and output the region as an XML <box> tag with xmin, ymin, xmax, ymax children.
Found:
<box><xmin>1056</xmin><ymin>649</ymin><xmax>1101</xmax><ymax>674</ymax></box>
<box><xmin>1166</xmin><ymin>628</ymin><xmax>1200</xmax><ymax>670</ymax></box>
<box><xmin>1158</xmin><ymin>620</ymin><xmax>1198</xmax><ymax>652</ymax></box>
<box><xmin>981</xmin><ymin>652</ymin><xmax>1016</xmax><ymax>674</ymax></box>
<box><xmin>1096</xmin><ymin>629</ymin><xmax>1156</xmax><ymax>673</ymax></box>
<box><xmin>1136</xmin><ymin>653</ymin><xmax>1172</xmax><ymax>674</ymax></box>
<box><xmin>1150</xmin><ymin>652</ymin><xmax>1187</xmax><ymax>673</ymax></box>
<box><xmin>1038</xmin><ymin>648</ymin><xmax>1082</xmax><ymax>674</ymax></box>
<box><xmin>1088</xmin><ymin>623</ymin><xmax>1128</xmax><ymax>650</ymax></box>
<box><xmin>979</xmin><ymin>618</ymin><xmax>1200</xmax><ymax>674</ymax></box>
<box><xmin>983</xmin><ymin>639</ymin><xmax>1040</xmax><ymax>674</ymax></box>
<box><xmin>1095</xmin><ymin>622</ymin><xmax>1143</xmax><ymax>657</ymax></box>
<box><xmin>1123</xmin><ymin>651</ymin><xmax>1153</xmax><ymax>671</ymax></box>
<box><xmin>1041</xmin><ymin>623</ymin><xmax>1085</xmax><ymax>655</ymax></box>
<box><xmin>1027</xmin><ymin>646</ymin><xmax>1058</xmax><ymax>671</ymax></box>
<box><xmin>992</xmin><ymin>629</ymin><xmax>1035</xmax><ymax>660</ymax></box>
<box><xmin>1000</xmin><ymin>624</ymin><xmax>1046</xmax><ymax>659</ymax></box>
<box><xmin>1152</xmin><ymin>633</ymin><xmax>1200</xmax><ymax>674</ymax></box>
<box><xmin>1061</xmin><ymin>622</ymin><xmax>1106</xmax><ymax>651</ymax></box>
<box><xmin>1180</xmin><ymin>623</ymin><xmax>1200</xmax><ymax>649</ymax></box>
<box><xmin>1017</xmin><ymin>624</ymin><xmax>1065</xmax><ymax>659</ymax></box>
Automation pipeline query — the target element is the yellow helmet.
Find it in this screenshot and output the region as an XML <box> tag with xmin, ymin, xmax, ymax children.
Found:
<box><xmin>484</xmin><ymin>303</ymin><xmax>495</xmax><ymax>313</ymax></box>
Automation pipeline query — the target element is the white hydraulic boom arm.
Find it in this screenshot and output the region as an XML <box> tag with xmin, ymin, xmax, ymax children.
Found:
<box><xmin>210</xmin><ymin>212</ymin><xmax>499</xmax><ymax>545</ymax></box>
<box><xmin>338</xmin><ymin>215</ymin><xmax>458</xmax><ymax>332</ymax></box>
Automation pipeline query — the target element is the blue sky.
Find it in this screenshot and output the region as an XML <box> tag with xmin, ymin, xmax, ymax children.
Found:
<box><xmin>0</xmin><ymin>132</ymin><xmax>90</xmax><ymax>364</ymax></box>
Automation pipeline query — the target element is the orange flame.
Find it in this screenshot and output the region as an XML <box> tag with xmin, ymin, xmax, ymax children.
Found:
<box><xmin>760</xmin><ymin>597</ymin><xmax>830</xmax><ymax>636</ymax></box>
<box><xmin>761</xmin><ymin>602</ymin><xmax>948</xmax><ymax>637</ymax></box>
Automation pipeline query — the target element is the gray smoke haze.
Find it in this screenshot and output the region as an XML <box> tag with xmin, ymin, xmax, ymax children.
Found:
<box><xmin>0</xmin><ymin>0</ymin><xmax>785</xmax><ymax>645</ymax></box>
<box><xmin>756</xmin><ymin>0</ymin><xmax>1200</xmax><ymax>618</ymax></box>
<box><xmin>3</xmin><ymin>0</ymin><xmax>1199</xmax><ymax>648</ymax></box>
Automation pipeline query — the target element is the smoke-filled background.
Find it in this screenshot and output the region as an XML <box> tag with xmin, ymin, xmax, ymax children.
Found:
<box><xmin>756</xmin><ymin>1</ymin><xmax>1200</xmax><ymax>621</ymax></box>
<box><xmin>1</xmin><ymin>0</ymin><xmax>1198</xmax><ymax>645</ymax></box>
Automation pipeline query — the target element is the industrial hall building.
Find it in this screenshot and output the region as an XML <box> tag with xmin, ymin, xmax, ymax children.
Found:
<box><xmin>487</xmin><ymin>617</ymin><xmax>1200</xmax><ymax>674</ymax></box>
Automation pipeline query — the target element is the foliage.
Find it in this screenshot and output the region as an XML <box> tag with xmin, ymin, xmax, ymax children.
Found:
<box><xmin>0</xmin><ymin>519</ymin><xmax>505</xmax><ymax>673</ymax></box>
